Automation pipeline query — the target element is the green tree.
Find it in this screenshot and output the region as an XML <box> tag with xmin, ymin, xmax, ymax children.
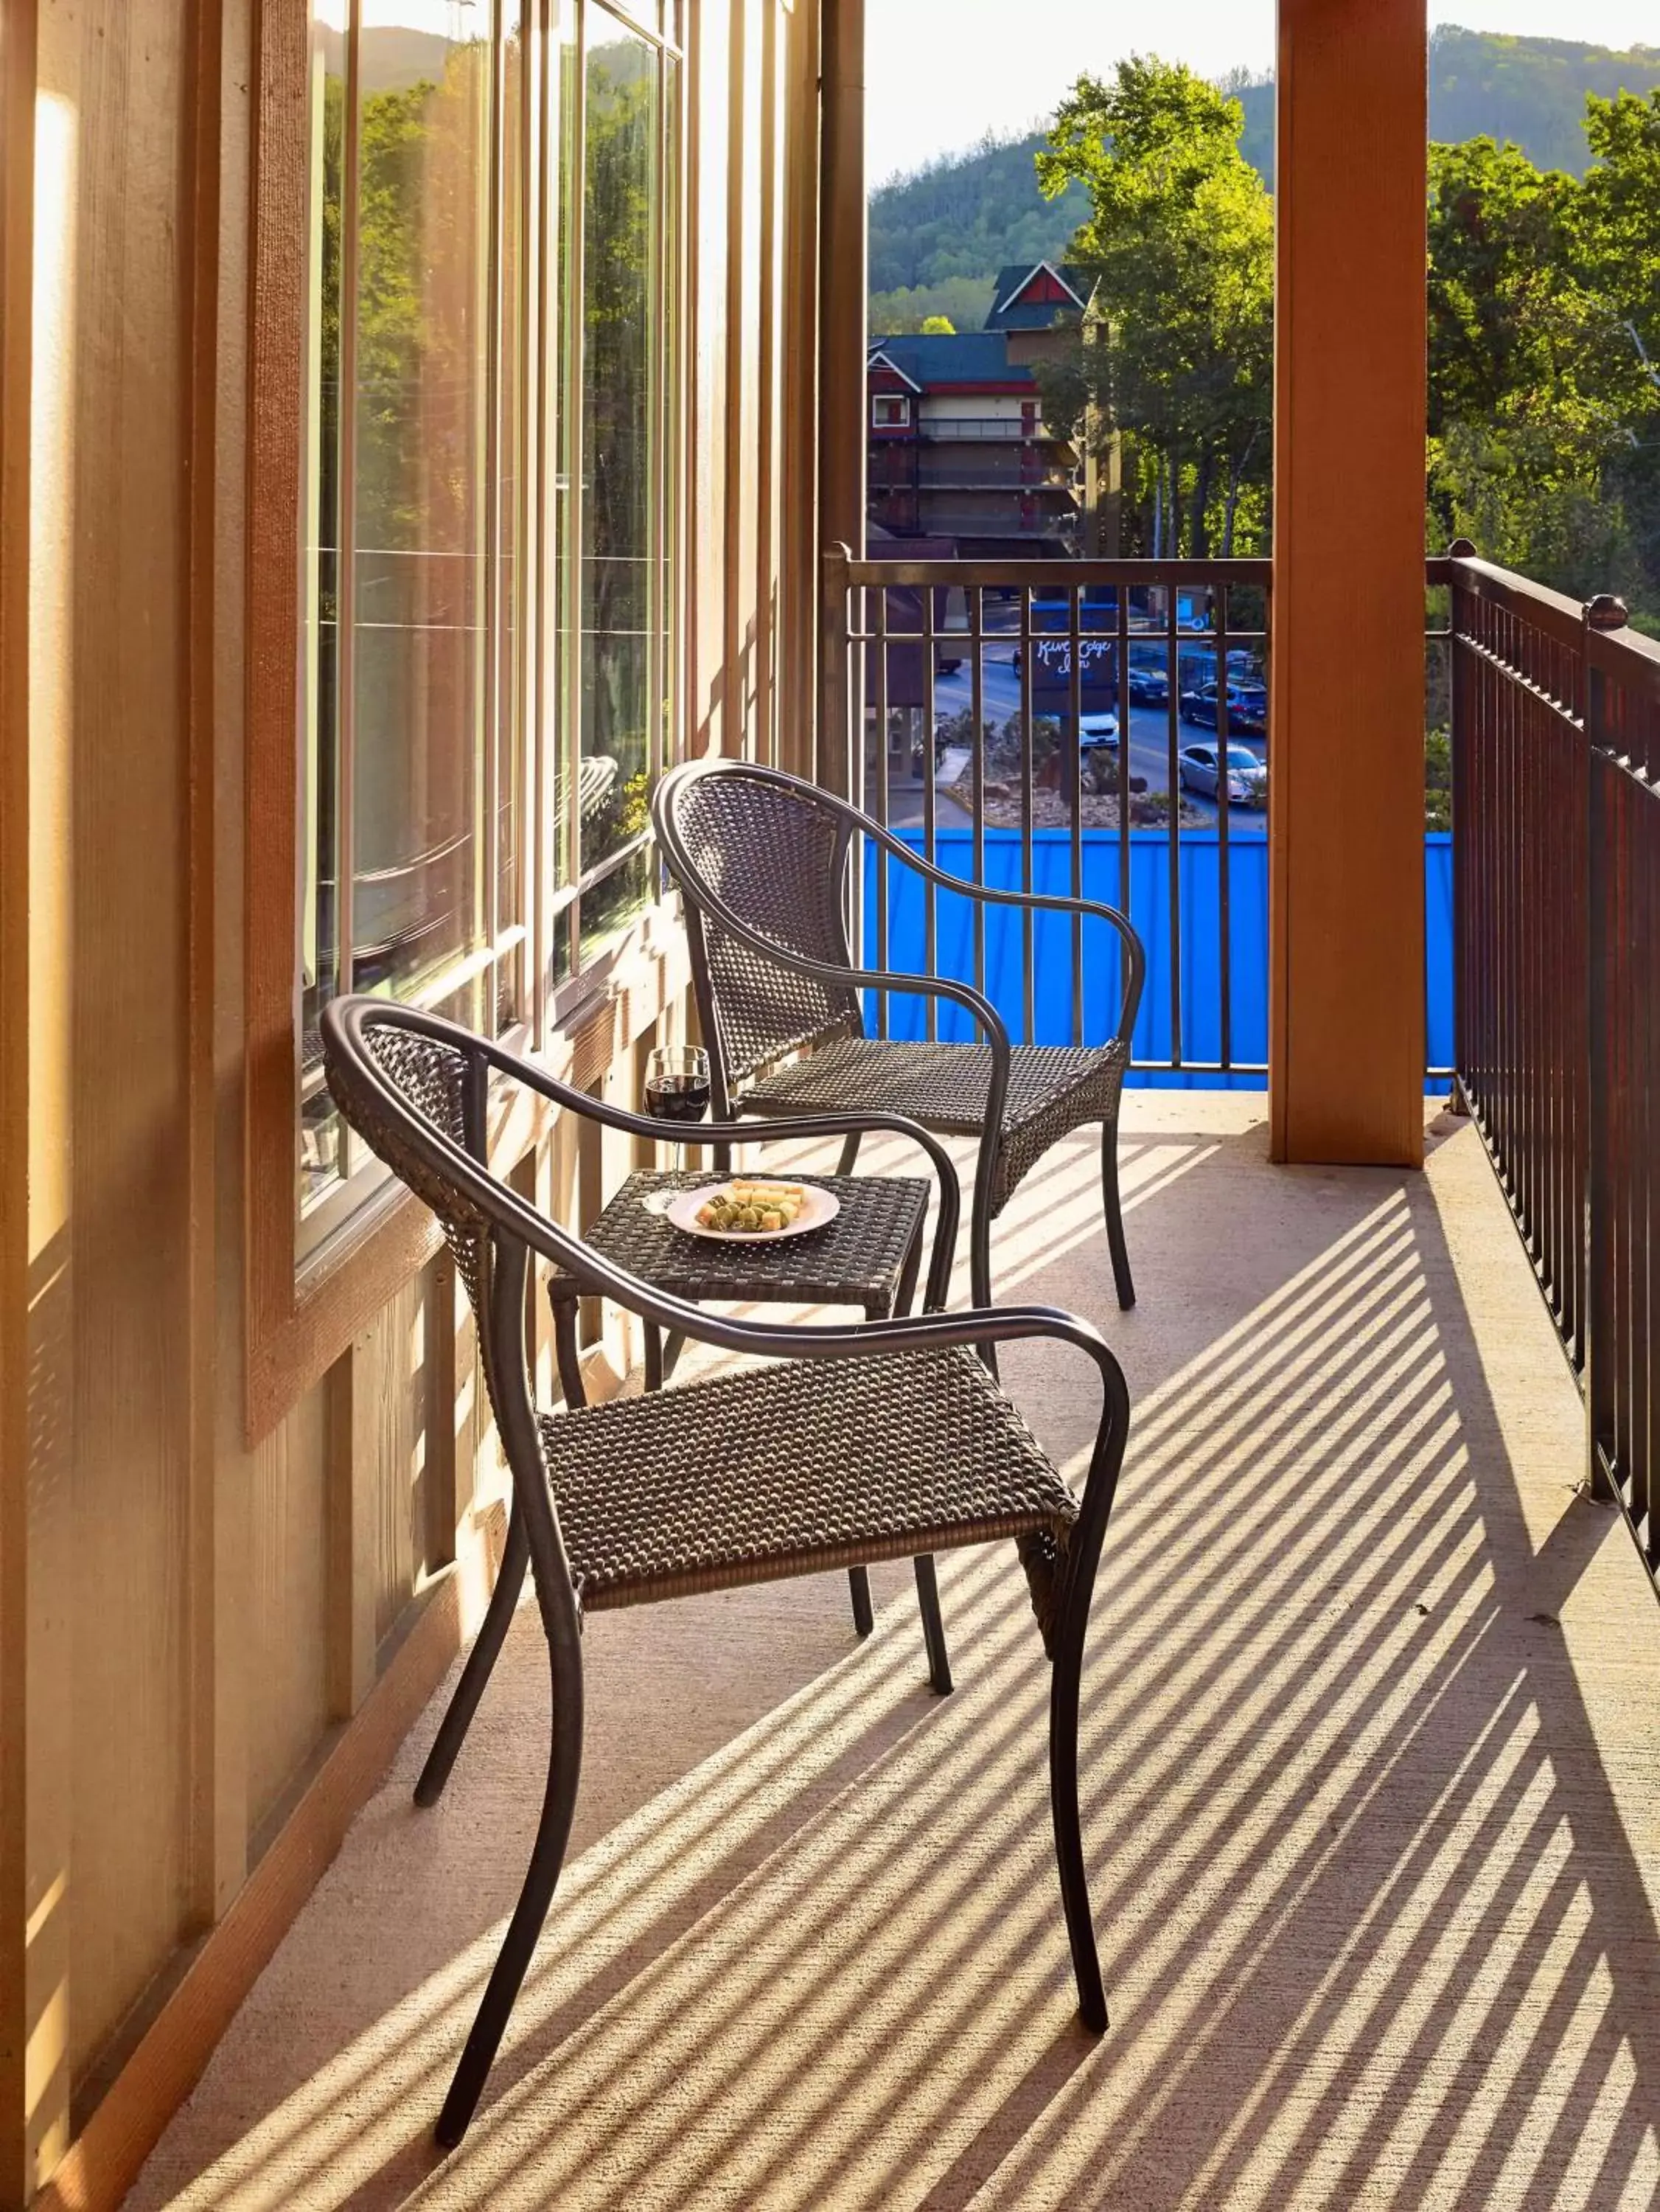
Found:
<box><xmin>919</xmin><ymin>314</ymin><xmax>955</xmax><ymax>334</ymax></box>
<box><xmin>1574</xmin><ymin>89</ymin><xmax>1660</xmax><ymax>627</ymax></box>
<box><xmin>1425</xmin><ymin>120</ymin><xmax>1660</xmax><ymax>623</ymax></box>
<box><xmin>1035</xmin><ymin>58</ymin><xmax>1274</xmax><ymax>557</ymax></box>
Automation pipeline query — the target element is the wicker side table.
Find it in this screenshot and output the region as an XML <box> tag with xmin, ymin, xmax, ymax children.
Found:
<box><xmin>548</xmin><ymin>1166</ymin><xmax>946</xmax><ymax>1678</ymax></box>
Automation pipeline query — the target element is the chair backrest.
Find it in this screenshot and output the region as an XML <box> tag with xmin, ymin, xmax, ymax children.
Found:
<box><xmin>652</xmin><ymin>761</ymin><xmax>863</xmax><ymax>1103</ymax></box>
<box><xmin>321</xmin><ymin>1000</ymin><xmax>506</xmax><ymax>1389</ymax></box>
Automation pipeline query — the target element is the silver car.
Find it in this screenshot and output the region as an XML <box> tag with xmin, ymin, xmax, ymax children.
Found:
<box><xmin>1177</xmin><ymin>742</ymin><xmax>1268</xmax><ymax>809</ymax></box>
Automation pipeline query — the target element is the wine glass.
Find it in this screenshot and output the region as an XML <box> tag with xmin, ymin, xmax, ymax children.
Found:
<box><xmin>641</xmin><ymin>1044</ymin><xmax>711</xmax><ymax>1211</ymax></box>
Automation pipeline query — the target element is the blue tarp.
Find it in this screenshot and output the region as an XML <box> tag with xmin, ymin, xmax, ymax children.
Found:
<box><xmin>862</xmin><ymin>829</ymin><xmax>1454</xmax><ymax>1089</ymax></box>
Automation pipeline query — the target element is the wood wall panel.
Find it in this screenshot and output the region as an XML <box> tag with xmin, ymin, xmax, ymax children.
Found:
<box><xmin>0</xmin><ymin>0</ymin><xmax>39</xmax><ymax>2183</ymax></box>
<box><xmin>369</xmin><ymin>1276</ymin><xmax>430</xmax><ymax>1649</ymax></box>
<box><xmin>34</xmin><ymin>0</ymin><xmax>197</xmax><ymax>2087</ymax></box>
<box><xmin>245</xmin><ymin>1390</ymin><xmax>330</xmax><ymax>1843</ymax></box>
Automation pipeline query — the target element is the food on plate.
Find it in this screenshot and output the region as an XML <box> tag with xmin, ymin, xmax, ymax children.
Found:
<box><xmin>694</xmin><ymin>1180</ymin><xmax>809</xmax><ymax>1234</ymax></box>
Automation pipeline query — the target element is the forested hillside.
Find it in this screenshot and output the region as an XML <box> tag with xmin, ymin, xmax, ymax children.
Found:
<box><xmin>870</xmin><ymin>28</ymin><xmax>1660</xmax><ymax>330</ymax></box>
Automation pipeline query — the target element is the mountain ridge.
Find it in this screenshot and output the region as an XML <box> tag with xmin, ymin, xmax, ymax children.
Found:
<box><xmin>870</xmin><ymin>27</ymin><xmax>1660</xmax><ymax>327</ymax></box>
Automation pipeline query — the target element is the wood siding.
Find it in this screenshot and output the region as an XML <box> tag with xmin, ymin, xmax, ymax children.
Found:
<box><xmin>1</xmin><ymin>1</ymin><xmax>820</xmax><ymax>2203</ymax></box>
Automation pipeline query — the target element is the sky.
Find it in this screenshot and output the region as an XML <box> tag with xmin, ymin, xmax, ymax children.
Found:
<box><xmin>867</xmin><ymin>3</ymin><xmax>1660</xmax><ymax>182</ymax></box>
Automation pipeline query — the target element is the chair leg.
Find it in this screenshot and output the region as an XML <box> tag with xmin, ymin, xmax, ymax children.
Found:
<box><xmin>848</xmin><ymin>1566</ymin><xmax>874</xmax><ymax>1637</ymax></box>
<box><xmin>436</xmin><ymin>1623</ymin><xmax>585</xmax><ymax>2147</ymax></box>
<box><xmin>1047</xmin><ymin>1559</ymin><xmax>1108</xmax><ymax>2034</ymax></box>
<box><xmin>913</xmin><ymin>1554</ymin><xmax>952</xmax><ymax>1694</ymax></box>
<box><xmin>1101</xmin><ymin>1122</ymin><xmax>1135</xmax><ymax>1312</ymax></box>
<box><xmin>835</xmin><ymin>1130</ymin><xmax>862</xmax><ymax>1178</ymax></box>
<box><xmin>415</xmin><ymin>1506</ymin><xmax>529</xmax><ymax>1809</ymax></box>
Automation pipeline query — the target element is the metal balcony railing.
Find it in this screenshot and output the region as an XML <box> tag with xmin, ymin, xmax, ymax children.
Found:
<box><xmin>820</xmin><ymin>551</ymin><xmax>1272</xmax><ymax>1079</ymax></box>
<box><xmin>920</xmin><ymin>417</ymin><xmax>1066</xmax><ymax>444</ymax></box>
<box><xmin>1440</xmin><ymin>549</ymin><xmax>1660</xmax><ymax>1577</ymax></box>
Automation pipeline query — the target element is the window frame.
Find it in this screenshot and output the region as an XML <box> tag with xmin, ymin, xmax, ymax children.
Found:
<box><xmin>245</xmin><ymin>0</ymin><xmax>689</xmax><ymax>1440</ymax></box>
<box><xmin>871</xmin><ymin>394</ymin><xmax>910</xmax><ymax>429</ymax></box>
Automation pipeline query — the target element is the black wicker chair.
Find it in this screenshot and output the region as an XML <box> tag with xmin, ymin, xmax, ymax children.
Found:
<box><xmin>322</xmin><ymin>995</ymin><xmax>1132</xmax><ymax>2146</ymax></box>
<box><xmin>652</xmin><ymin>758</ymin><xmax>1146</xmax><ymax>1312</ymax></box>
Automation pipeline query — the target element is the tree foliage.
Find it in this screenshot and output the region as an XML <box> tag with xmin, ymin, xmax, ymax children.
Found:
<box><xmin>868</xmin><ymin>275</ymin><xmax>994</xmax><ymax>336</ymax></box>
<box><xmin>1426</xmin><ymin>98</ymin><xmax>1660</xmax><ymax>627</ymax></box>
<box><xmin>868</xmin><ymin>131</ymin><xmax>1087</xmax><ymax>293</ymax></box>
<box><xmin>1034</xmin><ymin>58</ymin><xmax>1274</xmax><ymax>557</ymax></box>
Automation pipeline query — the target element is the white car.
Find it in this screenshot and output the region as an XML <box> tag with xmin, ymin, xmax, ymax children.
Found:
<box><xmin>1177</xmin><ymin>741</ymin><xmax>1268</xmax><ymax>808</ymax></box>
<box><xmin>1078</xmin><ymin>711</ymin><xmax>1120</xmax><ymax>753</ymax></box>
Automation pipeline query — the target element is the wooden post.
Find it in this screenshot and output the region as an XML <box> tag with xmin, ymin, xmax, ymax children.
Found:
<box><xmin>0</xmin><ymin>0</ymin><xmax>40</xmax><ymax>2191</ymax></box>
<box><xmin>815</xmin><ymin>0</ymin><xmax>862</xmax><ymax>789</ymax></box>
<box><xmin>1270</xmin><ymin>0</ymin><xmax>1427</xmax><ymax>1165</ymax></box>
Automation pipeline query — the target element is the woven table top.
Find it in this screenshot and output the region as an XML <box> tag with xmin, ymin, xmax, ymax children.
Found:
<box><xmin>548</xmin><ymin>1169</ymin><xmax>930</xmax><ymax>1312</ymax></box>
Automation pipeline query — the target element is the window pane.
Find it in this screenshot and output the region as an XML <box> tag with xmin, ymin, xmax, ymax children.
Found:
<box><xmin>351</xmin><ymin>4</ymin><xmax>493</xmax><ymax>1002</ymax></box>
<box><xmin>577</xmin><ymin>19</ymin><xmax>659</xmax><ymax>948</ymax></box>
<box><xmin>661</xmin><ymin>50</ymin><xmax>680</xmax><ymax>789</ymax></box>
<box><xmin>549</xmin><ymin>0</ymin><xmax>579</xmax><ymax>967</ymax></box>
<box><xmin>497</xmin><ymin>0</ymin><xmax>526</xmax><ymax>1029</ymax></box>
<box><xmin>299</xmin><ymin>0</ymin><xmax>348</xmax><ymax>1222</ymax></box>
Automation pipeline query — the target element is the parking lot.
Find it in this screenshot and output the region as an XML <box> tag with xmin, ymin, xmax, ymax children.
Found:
<box><xmin>907</xmin><ymin>644</ymin><xmax>1269</xmax><ymax>836</ymax></box>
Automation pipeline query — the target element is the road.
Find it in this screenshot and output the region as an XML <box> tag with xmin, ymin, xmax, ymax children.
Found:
<box><xmin>885</xmin><ymin>647</ymin><xmax>1269</xmax><ymax>835</ymax></box>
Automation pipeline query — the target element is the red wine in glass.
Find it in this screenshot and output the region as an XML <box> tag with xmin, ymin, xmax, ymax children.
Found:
<box><xmin>644</xmin><ymin>1070</ymin><xmax>711</xmax><ymax>1122</ymax></box>
<box><xmin>642</xmin><ymin>1048</ymin><xmax>711</xmax><ymax>1211</ymax></box>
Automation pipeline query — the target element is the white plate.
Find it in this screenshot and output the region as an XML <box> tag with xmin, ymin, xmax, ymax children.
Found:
<box><xmin>664</xmin><ymin>1179</ymin><xmax>841</xmax><ymax>1242</ymax></box>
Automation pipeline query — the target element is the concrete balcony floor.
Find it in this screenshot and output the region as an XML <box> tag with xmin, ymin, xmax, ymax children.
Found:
<box><xmin>125</xmin><ymin>1098</ymin><xmax>1660</xmax><ymax>2211</ymax></box>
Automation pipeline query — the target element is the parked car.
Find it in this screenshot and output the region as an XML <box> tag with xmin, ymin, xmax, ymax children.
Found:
<box><xmin>1126</xmin><ymin>664</ymin><xmax>1170</xmax><ymax>706</ymax></box>
<box><xmin>1179</xmin><ymin>679</ymin><xmax>1269</xmax><ymax>736</ymax></box>
<box><xmin>1177</xmin><ymin>742</ymin><xmax>1268</xmax><ymax>808</ymax></box>
<box><xmin>1078</xmin><ymin>711</ymin><xmax>1120</xmax><ymax>753</ymax></box>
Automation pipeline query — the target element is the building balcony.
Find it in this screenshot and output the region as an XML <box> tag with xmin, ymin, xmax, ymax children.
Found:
<box><xmin>919</xmin><ymin>416</ymin><xmax>1068</xmax><ymax>445</ymax></box>
<box><xmin>915</xmin><ymin>462</ymin><xmax>1077</xmax><ymax>493</ymax></box>
<box><xmin>118</xmin><ymin>552</ymin><xmax>1660</xmax><ymax>2212</ymax></box>
<box><xmin>124</xmin><ymin>1091</ymin><xmax>1660</xmax><ymax>2209</ymax></box>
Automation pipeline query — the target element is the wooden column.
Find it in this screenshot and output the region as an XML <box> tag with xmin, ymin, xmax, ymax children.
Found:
<box><xmin>0</xmin><ymin>1</ymin><xmax>38</xmax><ymax>2196</ymax></box>
<box><xmin>1270</xmin><ymin>0</ymin><xmax>1427</xmax><ymax>1165</ymax></box>
<box><xmin>815</xmin><ymin>0</ymin><xmax>862</xmax><ymax>793</ymax></box>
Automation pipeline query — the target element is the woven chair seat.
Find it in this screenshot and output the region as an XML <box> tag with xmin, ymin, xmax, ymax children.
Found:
<box><xmin>540</xmin><ymin>1345</ymin><xmax>1078</xmax><ymax>1618</ymax></box>
<box><xmin>736</xmin><ymin>1038</ymin><xmax>1131</xmax><ymax>1216</ymax></box>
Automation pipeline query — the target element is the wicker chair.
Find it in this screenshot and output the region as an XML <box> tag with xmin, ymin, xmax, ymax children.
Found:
<box><xmin>322</xmin><ymin>996</ymin><xmax>1132</xmax><ymax>2146</ymax></box>
<box><xmin>652</xmin><ymin>758</ymin><xmax>1146</xmax><ymax>1312</ymax></box>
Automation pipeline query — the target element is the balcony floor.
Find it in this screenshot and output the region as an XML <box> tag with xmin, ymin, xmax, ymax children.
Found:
<box><xmin>125</xmin><ymin>1099</ymin><xmax>1660</xmax><ymax>2211</ymax></box>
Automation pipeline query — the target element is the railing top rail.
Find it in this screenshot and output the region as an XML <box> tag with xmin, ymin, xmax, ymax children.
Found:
<box><xmin>840</xmin><ymin>554</ymin><xmax>1274</xmax><ymax>590</ymax></box>
<box><xmin>1586</xmin><ymin>613</ymin><xmax>1660</xmax><ymax>706</ymax></box>
<box><xmin>1432</xmin><ymin>552</ymin><xmax>1586</xmax><ymax>651</ymax></box>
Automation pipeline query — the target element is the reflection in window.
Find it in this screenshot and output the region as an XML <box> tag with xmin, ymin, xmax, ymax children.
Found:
<box><xmin>296</xmin><ymin>0</ymin><xmax>685</xmax><ymax>1248</ymax></box>
<box><xmin>557</xmin><ymin>4</ymin><xmax>683</xmax><ymax>962</ymax></box>
<box><xmin>298</xmin><ymin>0</ymin><xmax>527</xmax><ymax>1248</ymax></box>
<box><xmin>351</xmin><ymin>7</ymin><xmax>492</xmax><ymax>1004</ymax></box>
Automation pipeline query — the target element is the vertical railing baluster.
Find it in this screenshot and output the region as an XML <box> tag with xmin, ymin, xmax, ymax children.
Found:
<box><xmin>1216</xmin><ymin>585</ymin><xmax>1233</xmax><ymax>1071</ymax></box>
<box><xmin>971</xmin><ymin>583</ymin><xmax>986</xmax><ymax>999</ymax></box>
<box><xmin>1115</xmin><ymin>580</ymin><xmax>1131</xmax><ymax>1029</ymax></box>
<box><xmin>922</xmin><ymin>577</ymin><xmax>938</xmax><ymax>1043</ymax></box>
<box><xmin>1166</xmin><ymin>581</ymin><xmax>1183</xmax><ymax>1069</ymax></box>
<box><xmin>1020</xmin><ymin>582</ymin><xmax>1034</xmax><ymax>1046</ymax></box>
<box><xmin>1068</xmin><ymin>580</ymin><xmax>1084</xmax><ymax>1045</ymax></box>
<box><xmin>873</xmin><ymin>582</ymin><xmax>890</xmax><ymax>1040</ymax></box>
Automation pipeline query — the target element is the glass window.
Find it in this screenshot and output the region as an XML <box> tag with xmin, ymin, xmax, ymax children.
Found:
<box><xmin>554</xmin><ymin>0</ymin><xmax>683</xmax><ymax>965</ymax></box>
<box><xmin>295</xmin><ymin>0</ymin><xmax>684</xmax><ymax>1257</ymax></box>
<box><xmin>298</xmin><ymin>0</ymin><xmax>529</xmax><ymax>1256</ymax></box>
